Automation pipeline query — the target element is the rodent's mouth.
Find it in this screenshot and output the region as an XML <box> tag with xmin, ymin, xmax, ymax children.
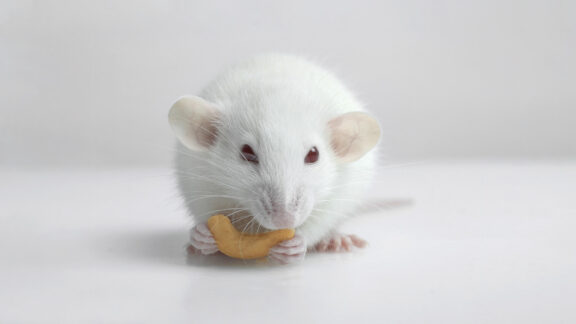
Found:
<box><xmin>225</xmin><ymin>211</ymin><xmax>270</xmax><ymax>234</ymax></box>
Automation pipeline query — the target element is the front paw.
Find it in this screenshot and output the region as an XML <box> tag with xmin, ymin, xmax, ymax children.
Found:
<box><xmin>268</xmin><ymin>234</ymin><xmax>307</xmax><ymax>264</ymax></box>
<box><xmin>188</xmin><ymin>223</ymin><xmax>219</xmax><ymax>255</ymax></box>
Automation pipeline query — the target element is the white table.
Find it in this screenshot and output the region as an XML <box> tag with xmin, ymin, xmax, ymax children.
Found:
<box><xmin>1</xmin><ymin>162</ymin><xmax>575</xmax><ymax>323</ymax></box>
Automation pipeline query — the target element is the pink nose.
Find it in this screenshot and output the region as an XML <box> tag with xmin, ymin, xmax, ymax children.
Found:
<box><xmin>271</xmin><ymin>212</ymin><xmax>295</xmax><ymax>229</ymax></box>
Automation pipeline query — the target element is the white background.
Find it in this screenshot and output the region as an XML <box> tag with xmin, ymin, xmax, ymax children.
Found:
<box><xmin>2</xmin><ymin>0</ymin><xmax>575</xmax><ymax>167</ymax></box>
<box><xmin>1</xmin><ymin>2</ymin><xmax>575</xmax><ymax>323</ymax></box>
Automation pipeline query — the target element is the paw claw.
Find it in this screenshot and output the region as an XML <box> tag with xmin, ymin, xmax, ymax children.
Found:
<box><xmin>192</xmin><ymin>227</ymin><xmax>216</xmax><ymax>244</ymax></box>
<box><xmin>195</xmin><ymin>223</ymin><xmax>213</xmax><ymax>236</ymax></box>
<box><xmin>349</xmin><ymin>234</ymin><xmax>367</xmax><ymax>248</ymax></box>
<box><xmin>341</xmin><ymin>236</ymin><xmax>352</xmax><ymax>251</ymax></box>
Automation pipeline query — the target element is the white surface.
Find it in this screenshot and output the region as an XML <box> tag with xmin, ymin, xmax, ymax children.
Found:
<box><xmin>2</xmin><ymin>0</ymin><xmax>576</xmax><ymax>166</ymax></box>
<box><xmin>1</xmin><ymin>162</ymin><xmax>575</xmax><ymax>323</ymax></box>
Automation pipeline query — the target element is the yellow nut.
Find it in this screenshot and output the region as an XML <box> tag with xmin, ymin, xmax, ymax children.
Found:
<box><xmin>207</xmin><ymin>214</ymin><xmax>295</xmax><ymax>260</ymax></box>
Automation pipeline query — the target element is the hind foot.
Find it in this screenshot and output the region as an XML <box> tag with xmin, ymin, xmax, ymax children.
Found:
<box><xmin>314</xmin><ymin>233</ymin><xmax>367</xmax><ymax>252</ymax></box>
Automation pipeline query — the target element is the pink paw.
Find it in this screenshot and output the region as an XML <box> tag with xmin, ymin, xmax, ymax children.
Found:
<box><xmin>268</xmin><ymin>234</ymin><xmax>307</xmax><ymax>264</ymax></box>
<box><xmin>314</xmin><ymin>233</ymin><xmax>367</xmax><ymax>252</ymax></box>
<box><xmin>187</xmin><ymin>223</ymin><xmax>219</xmax><ymax>255</ymax></box>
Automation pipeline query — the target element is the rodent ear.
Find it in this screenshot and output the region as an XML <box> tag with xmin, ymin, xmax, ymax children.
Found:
<box><xmin>168</xmin><ymin>96</ymin><xmax>221</xmax><ymax>151</ymax></box>
<box><xmin>328</xmin><ymin>111</ymin><xmax>381</xmax><ymax>163</ymax></box>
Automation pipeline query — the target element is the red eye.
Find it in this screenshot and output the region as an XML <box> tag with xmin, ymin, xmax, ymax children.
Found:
<box><xmin>241</xmin><ymin>145</ymin><xmax>259</xmax><ymax>164</ymax></box>
<box><xmin>305</xmin><ymin>146</ymin><xmax>319</xmax><ymax>164</ymax></box>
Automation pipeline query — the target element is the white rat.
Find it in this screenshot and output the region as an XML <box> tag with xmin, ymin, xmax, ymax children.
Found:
<box><xmin>168</xmin><ymin>54</ymin><xmax>381</xmax><ymax>264</ymax></box>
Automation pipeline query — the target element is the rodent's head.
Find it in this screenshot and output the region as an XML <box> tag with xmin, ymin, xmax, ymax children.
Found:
<box><xmin>169</xmin><ymin>95</ymin><xmax>380</xmax><ymax>230</ymax></box>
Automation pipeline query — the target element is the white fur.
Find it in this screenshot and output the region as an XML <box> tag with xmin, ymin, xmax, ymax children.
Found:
<box><xmin>171</xmin><ymin>54</ymin><xmax>380</xmax><ymax>248</ymax></box>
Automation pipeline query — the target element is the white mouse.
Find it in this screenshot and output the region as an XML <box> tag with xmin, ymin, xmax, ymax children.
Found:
<box><xmin>168</xmin><ymin>54</ymin><xmax>381</xmax><ymax>264</ymax></box>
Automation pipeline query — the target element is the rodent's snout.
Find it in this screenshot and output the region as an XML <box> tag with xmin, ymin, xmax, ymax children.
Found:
<box><xmin>258</xmin><ymin>198</ymin><xmax>296</xmax><ymax>229</ymax></box>
<box><xmin>252</xmin><ymin>183</ymin><xmax>312</xmax><ymax>230</ymax></box>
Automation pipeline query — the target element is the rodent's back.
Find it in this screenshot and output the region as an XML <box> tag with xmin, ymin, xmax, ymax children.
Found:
<box><xmin>200</xmin><ymin>54</ymin><xmax>365</xmax><ymax>117</ymax></box>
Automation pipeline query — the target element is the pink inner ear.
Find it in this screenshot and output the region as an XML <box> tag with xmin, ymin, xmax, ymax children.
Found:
<box><xmin>328</xmin><ymin>114</ymin><xmax>358</xmax><ymax>158</ymax></box>
<box><xmin>195</xmin><ymin>117</ymin><xmax>219</xmax><ymax>148</ymax></box>
<box><xmin>169</xmin><ymin>96</ymin><xmax>221</xmax><ymax>151</ymax></box>
<box><xmin>328</xmin><ymin>111</ymin><xmax>381</xmax><ymax>163</ymax></box>
<box><xmin>331</xmin><ymin>128</ymin><xmax>356</xmax><ymax>158</ymax></box>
